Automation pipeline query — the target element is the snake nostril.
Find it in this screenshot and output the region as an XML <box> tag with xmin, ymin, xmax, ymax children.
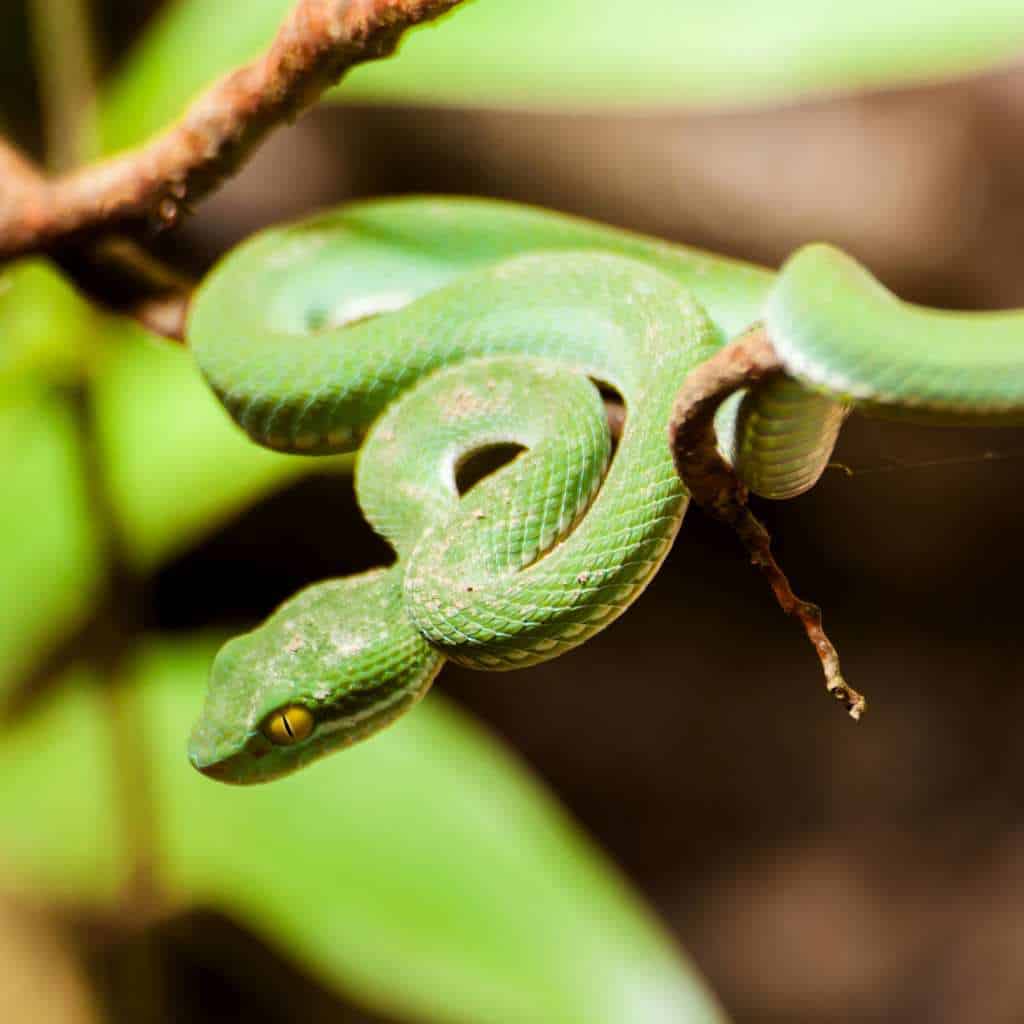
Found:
<box><xmin>305</xmin><ymin>307</ymin><xmax>329</xmax><ymax>331</ymax></box>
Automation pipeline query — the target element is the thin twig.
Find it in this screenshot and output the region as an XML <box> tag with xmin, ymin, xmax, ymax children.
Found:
<box><xmin>0</xmin><ymin>0</ymin><xmax>466</xmax><ymax>260</ymax></box>
<box><xmin>669</xmin><ymin>325</ymin><xmax>867</xmax><ymax>720</ymax></box>
<box><xmin>67</xmin><ymin>380</ymin><xmax>163</xmax><ymax>914</ymax></box>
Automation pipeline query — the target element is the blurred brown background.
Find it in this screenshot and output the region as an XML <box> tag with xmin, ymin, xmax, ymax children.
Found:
<box><xmin>7</xmin><ymin>3</ymin><xmax>1024</xmax><ymax>1022</ymax></box>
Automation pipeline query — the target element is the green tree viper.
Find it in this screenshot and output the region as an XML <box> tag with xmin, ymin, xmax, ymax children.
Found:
<box><xmin>187</xmin><ymin>197</ymin><xmax>1024</xmax><ymax>783</ymax></box>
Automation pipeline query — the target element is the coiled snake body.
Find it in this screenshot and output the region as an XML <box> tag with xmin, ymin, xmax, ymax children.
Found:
<box><xmin>188</xmin><ymin>198</ymin><xmax>1024</xmax><ymax>783</ymax></box>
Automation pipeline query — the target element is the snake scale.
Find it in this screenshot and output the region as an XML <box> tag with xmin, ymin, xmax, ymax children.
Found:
<box><xmin>187</xmin><ymin>197</ymin><xmax>1024</xmax><ymax>783</ymax></box>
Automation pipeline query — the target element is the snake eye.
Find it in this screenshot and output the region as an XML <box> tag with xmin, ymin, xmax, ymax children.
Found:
<box><xmin>262</xmin><ymin>705</ymin><xmax>315</xmax><ymax>745</ymax></box>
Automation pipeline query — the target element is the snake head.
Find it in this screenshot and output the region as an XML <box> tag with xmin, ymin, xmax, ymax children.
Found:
<box><xmin>188</xmin><ymin>567</ymin><xmax>443</xmax><ymax>784</ymax></box>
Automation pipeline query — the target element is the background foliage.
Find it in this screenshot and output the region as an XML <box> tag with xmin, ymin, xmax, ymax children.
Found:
<box><xmin>4</xmin><ymin>2</ymin><xmax>1024</xmax><ymax>1022</ymax></box>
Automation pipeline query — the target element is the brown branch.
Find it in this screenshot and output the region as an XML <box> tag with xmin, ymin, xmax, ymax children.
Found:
<box><xmin>0</xmin><ymin>0</ymin><xmax>466</xmax><ymax>259</ymax></box>
<box><xmin>669</xmin><ymin>325</ymin><xmax>867</xmax><ymax>721</ymax></box>
<box><xmin>0</xmin><ymin>146</ymin><xmax>192</xmax><ymax>337</ymax></box>
<box><xmin>2</xmin><ymin>0</ymin><xmax>466</xmax><ymax>337</ymax></box>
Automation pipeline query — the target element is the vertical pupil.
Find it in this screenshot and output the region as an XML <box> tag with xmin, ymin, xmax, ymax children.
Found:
<box><xmin>282</xmin><ymin>713</ymin><xmax>296</xmax><ymax>740</ymax></box>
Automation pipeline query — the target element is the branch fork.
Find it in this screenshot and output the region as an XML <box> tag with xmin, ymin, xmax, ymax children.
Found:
<box><xmin>0</xmin><ymin>0</ymin><xmax>467</xmax><ymax>334</ymax></box>
<box><xmin>669</xmin><ymin>326</ymin><xmax>867</xmax><ymax>721</ymax></box>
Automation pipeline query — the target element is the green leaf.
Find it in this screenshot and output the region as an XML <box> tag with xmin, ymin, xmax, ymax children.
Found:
<box><xmin>0</xmin><ymin>262</ymin><xmax>105</xmax><ymax>697</ymax></box>
<box><xmin>0</xmin><ymin>636</ymin><xmax>726</xmax><ymax>1024</ymax></box>
<box><xmin>0</xmin><ymin>388</ymin><xmax>102</xmax><ymax>699</ymax></box>
<box><xmin>0</xmin><ymin>664</ymin><xmax>126</xmax><ymax>902</ymax></box>
<box><xmin>92</xmin><ymin>322</ymin><xmax>350</xmax><ymax>569</ymax></box>
<box><xmin>333</xmin><ymin>1</ymin><xmax>1024</xmax><ymax>108</ymax></box>
<box><xmin>0</xmin><ymin>266</ymin><xmax>345</xmax><ymax>696</ymax></box>
<box><xmin>99</xmin><ymin>0</ymin><xmax>1024</xmax><ymax>152</ymax></box>
<box><xmin>0</xmin><ymin>260</ymin><xmax>95</xmax><ymax>391</ymax></box>
<box><xmin>98</xmin><ymin>0</ymin><xmax>288</xmax><ymax>155</ymax></box>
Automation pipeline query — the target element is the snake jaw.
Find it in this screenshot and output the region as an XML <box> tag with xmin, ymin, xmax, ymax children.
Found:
<box><xmin>188</xmin><ymin>721</ymin><xmax>281</xmax><ymax>785</ymax></box>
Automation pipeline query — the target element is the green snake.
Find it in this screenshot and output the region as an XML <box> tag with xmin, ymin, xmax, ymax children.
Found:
<box><xmin>187</xmin><ymin>197</ymin><xmax>1024</xmax><ymax>784</ymax></box>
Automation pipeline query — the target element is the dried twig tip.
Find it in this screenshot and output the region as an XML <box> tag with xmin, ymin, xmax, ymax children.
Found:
<box><xmin>669</xmin><ymin>327</ymin><xmax>870</xmax><ymax>723</ymax></box>
<box><xmin>827</xmin><ymin>678</ymin><xmax>867</xmax><ymax>721</ymax></box>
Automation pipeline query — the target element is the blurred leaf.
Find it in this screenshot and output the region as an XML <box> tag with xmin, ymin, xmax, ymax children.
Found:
<box><xmin>0</xmin><ymin>265</ymin><xmax>345</xmax><ymax>693</ymax></box>
<box><xmin>92</xmin><ymin>322</ymin><xmax>350</xmax><ymax>569</ymax></box>
<box><xmin>0</xmin><ymin>260</ymin><xmax>94</xmax><ymax>390</ymax></box>
<box><xmin>0</xmin><ymin>387</ymin><xmax>101</xmax><ymax>700</ymax></box>
<box><xmin>0</xmin><ymin>636</ymin><xmax>727</xmax><ymax>1024</ymax></box>
<box><xmin>0</xmin><ymin>389</ymin><xmax>99</xmax><ymax>690</ymax></box>
<box><xmin>100</xmin><ymin>0</ymin><xmax>1024</xmax><ymax>152</ymax></box>
<box><xmin>333</xmin><ymin>1</ymin><xmax>1024</xmax><ymax>108</ymax></box>
<box><xmin>0</xmin><ymin>665</ymin><xmax>125</xmax><ymax>902</ymax></box>
<box><xmin>0</xmin><ymin>261</ymin><xmax>102</xmax><ymax>697</ymax></box>
<box><xmin>98</xmin><ymin>0</ymin><xmax>286</xmax><ymax>154</ymax></box>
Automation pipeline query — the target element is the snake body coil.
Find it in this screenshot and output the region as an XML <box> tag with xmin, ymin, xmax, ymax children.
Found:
<box><xmin>188</xmin><ymin>197</ymin><xmax>1024</xmax><ymax>783</ymax></box>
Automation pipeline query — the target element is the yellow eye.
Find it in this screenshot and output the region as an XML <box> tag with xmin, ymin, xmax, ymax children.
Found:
<box><xmin>262</xmin><ymin>705</ymin><xmax>315</xmax><ymax>745</ymax></box>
